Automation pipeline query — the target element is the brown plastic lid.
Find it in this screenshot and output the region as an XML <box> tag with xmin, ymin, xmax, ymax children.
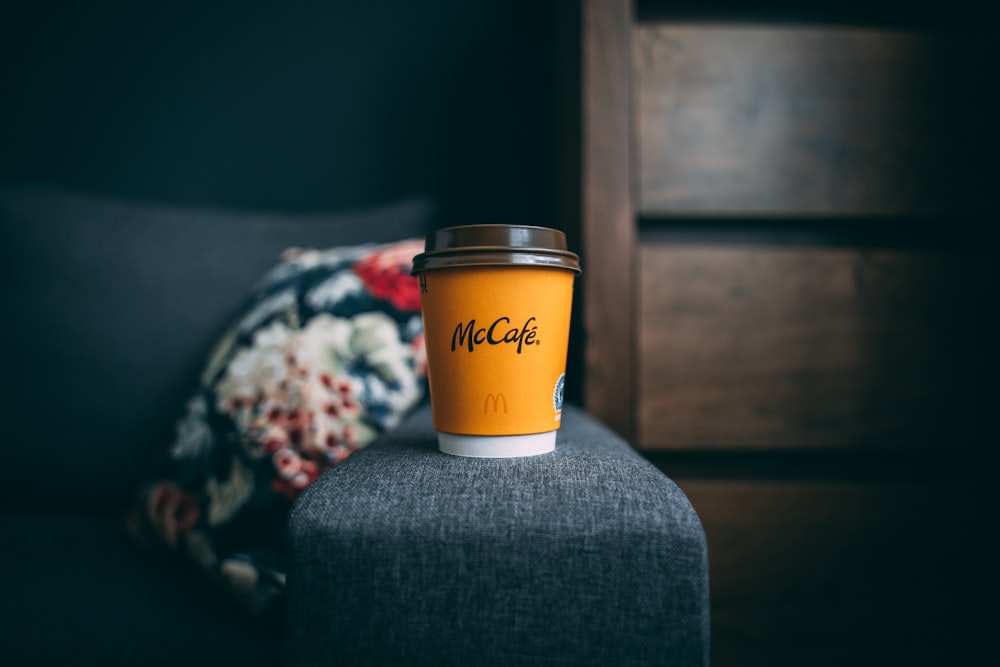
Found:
<box><xmin>411</xmin><ymin>224</ymin><xmax>581</xmax><ymax>274</ymax></box>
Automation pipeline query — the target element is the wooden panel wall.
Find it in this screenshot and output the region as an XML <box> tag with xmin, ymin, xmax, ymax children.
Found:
<box><xmin>580</xmin><ymin>7</ymin><xmax>992</xmax><ymax>665</ymax></box>
<box><xmin>637</xmin><ymin>244</ymin><xmax>963</xmax><ymax>449</ymax></box>
<box><xmin>634</xmin><ymin>26</ymin><xmax>955</xmax><ymax>215</ymax></box>
<box><xmin>679</xmin><ymin>478</ymin><xmax>991</xmax><ymax>667</ymax></box>
<box><xmin>582</xmin><ymin>0</ymin><xmax>635</xmax><ymax>439</ymax></box>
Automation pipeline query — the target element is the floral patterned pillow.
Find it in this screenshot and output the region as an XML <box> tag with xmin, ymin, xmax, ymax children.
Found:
<box><xmin>128</xmin><ymin>239</ymin><xmax>427</xmax><ymax>616</ymax></box>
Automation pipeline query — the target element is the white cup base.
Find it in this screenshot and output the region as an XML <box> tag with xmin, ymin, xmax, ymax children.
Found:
<box><xmin>437</xmin><ymin>430</ymin><xmax>557</xmax><ymax>458</ymax></box>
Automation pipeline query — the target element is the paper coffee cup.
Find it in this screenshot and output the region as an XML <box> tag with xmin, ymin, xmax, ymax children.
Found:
<box><xmin>412</xmin><ymin>225</ymin><xmax>581</xmax><ymax>457</ymax></box>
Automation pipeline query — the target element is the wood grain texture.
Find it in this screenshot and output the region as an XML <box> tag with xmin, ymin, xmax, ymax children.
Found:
<box><xmin>676</xmin><ymin>479</ymin><xmax>993</xmax><ymax>667</ymax></box>
<box><xmin>637</xmin><ymin>244</ymin><xmax>964</xmax><ymax>449</ymax></box>
<box><xmin>582</xmin><ymin>0</ymin><xmax>635</xmax><ymax>438</ymax></box>
<box><xmin>634</xmin><ymin>26</ymin><xmax>954</xmax><ymax>215</ymax></box>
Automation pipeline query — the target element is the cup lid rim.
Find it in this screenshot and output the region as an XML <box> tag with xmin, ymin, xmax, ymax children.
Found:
<box><xmin>412</xmin><ymin>225</ymin><xmax>581</xmax><ymax>274</ymax></box>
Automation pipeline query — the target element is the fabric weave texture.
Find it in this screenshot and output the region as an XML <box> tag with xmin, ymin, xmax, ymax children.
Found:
<box><xmin>288</xmin><ymin>404</ymin><xmax>710</xmax><ymax>666</ymax></box>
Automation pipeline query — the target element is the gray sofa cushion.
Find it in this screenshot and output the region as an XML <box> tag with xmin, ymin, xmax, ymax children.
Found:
<box><xmin>287</xmin><ymin>404</ymin><xmax>710</xmax><ymax>666</ymax></box>
<box><xmin>0</xmin><ymin>186</ymin><xmax>434</xmax><ymax>506</ymax></box>
<box><xmin>0</xmin><ymin>513</ymin><xmax>282</xmax><ymax>666</ymax></box>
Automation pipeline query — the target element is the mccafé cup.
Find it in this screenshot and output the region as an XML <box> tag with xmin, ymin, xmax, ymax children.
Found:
<box><xmin>412</xmin><ymin>225</ymin><xmax>581</xmax><ymax>457</ymax></box>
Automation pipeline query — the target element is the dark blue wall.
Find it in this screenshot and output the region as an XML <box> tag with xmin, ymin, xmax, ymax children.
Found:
<box><xmin>0</xmin><ymin>1</ymin><xmax>567</xmax><ymax>226</ymax></box>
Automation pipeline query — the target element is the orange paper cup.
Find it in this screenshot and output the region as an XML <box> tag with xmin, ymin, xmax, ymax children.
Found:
<box><xmin>412</xmin><ymin>225</ymin><xmax>580</xmax><ymax>457</ymax></box>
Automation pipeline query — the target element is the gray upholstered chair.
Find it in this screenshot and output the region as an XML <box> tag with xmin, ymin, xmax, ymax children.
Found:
<box><xmin>1</xmin><ymin>185</ymin><xmax>709</xmax><ymax>666</ymax></box>
<box><xmin>287</xmin><ymin>405</ymin><xmax>709</xmax><ymax>666</ymax></box>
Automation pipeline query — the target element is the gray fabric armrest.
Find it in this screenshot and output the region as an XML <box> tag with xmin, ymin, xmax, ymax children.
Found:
<box><xmin>287</xmin><ymin>405</ymin><xmax>709</xmax><ymax>666</ymax></box>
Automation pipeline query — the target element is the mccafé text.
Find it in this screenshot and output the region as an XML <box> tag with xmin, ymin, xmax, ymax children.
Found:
<box><xmin>451</xmin><ymin>317</ymin><xmax>539</xmax><ymax>354</ymax></box>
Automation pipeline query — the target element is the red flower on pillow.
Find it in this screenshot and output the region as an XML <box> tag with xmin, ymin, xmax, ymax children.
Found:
<box><xmin>146</xmin><ymin>482</ymin><xmax>200</xmax><ymax>548</ymax></box>
<box><xmin>353</xmin><ymin>239</ymin><xmax>423</xmax><ymax>312</ymax></box>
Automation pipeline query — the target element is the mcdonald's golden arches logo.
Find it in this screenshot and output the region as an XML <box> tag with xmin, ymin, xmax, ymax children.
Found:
<box><xmin>483</xmin><ymin>393</ymin><xmax>508</xmax><ymax>414</ymax></box>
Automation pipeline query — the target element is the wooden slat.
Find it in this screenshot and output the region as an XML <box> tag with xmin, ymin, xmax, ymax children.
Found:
<box><xmin>634</xmin><ymin>26</ymin><xmax>954</xmax><ymax>215</ymax></box>
<box><xmin>637</xmin><ymin>244</ymin><xmax>963</xmax><ymax>449</ymax></box>
<box><xmin>582</xmin><ymin>0</ymin><xmax>635</xmax><ymax>439</ymax></box>
<box><xmin>676</xmin><ymin>479</ymin><xmax>991</xmax><ymax>667</ymax></box>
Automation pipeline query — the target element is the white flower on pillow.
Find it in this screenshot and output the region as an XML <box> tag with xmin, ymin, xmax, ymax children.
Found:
<box><xmin>298</xmin><ymin>312</ymin><xmax>422</xmax><ymax>429</ymax></box>
<box><xmin>213</xmin><ymin>311</ymin><xmax>421</xmax><ymax>476</ymax></box>
<box><xmin>216</xmin><ymin>321</ymin><xmax>296</xmax><ymax>413</ymax></box>
<box><xmin>349</xmin><ymin>312</ymin><xmax>424</xmax><ymax>428</ymax></box>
